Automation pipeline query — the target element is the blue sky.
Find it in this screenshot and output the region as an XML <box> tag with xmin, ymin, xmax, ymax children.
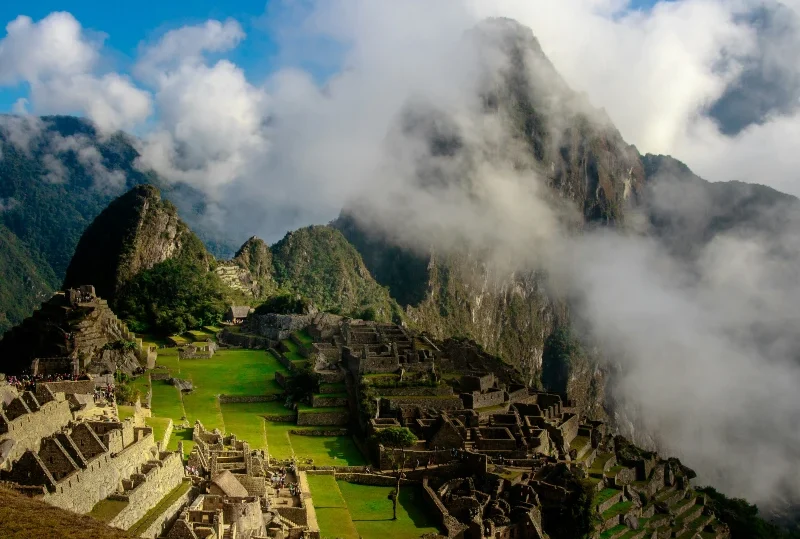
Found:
<box><xmin>0</xmin><ymin>0</ymin><xmax>282</xmax><ymax>110</ymax></box>
<box><xmin>0</xmin><ymin>0</ymin><xmax>662</xmax><ymax>113</ymax></box>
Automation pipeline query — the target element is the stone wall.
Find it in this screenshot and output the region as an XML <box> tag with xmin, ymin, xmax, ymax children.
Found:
<box><xmin>336</xmin><ymin>473</ymin><xmax>415</xmax><ymax>486</ymax></box>
<box><xmin>383</xmin><ymin>396</ymin><xmax>463</xmax><ymax>412</ymax></box>
<box><xmin>422</xmin><ymin>476</ymin><xmax>468</xmax><ymax>538</ymax></box>
<box><xmin>107</xmin><ymin>452</ymin><xmax>185</xmax><ymax>530</ymax></box>
<box><xmin>151</xmin><ymin>372</ymin><xmax>170</xmax><ymax>382</ymax></box>
<box><xmin>40</xmin><ymin>430</ymin><xmax>158</xmax><ymax>514</ymax></box>
<box><xmin>296</xmin><ymin>410</ymin><xmax>349</xmax><ymax>426</ymax></box>
<box><xmin>289</xmin><ymin>428</ymin><xmax>348</xmax><ymax>436</ymax></box>
<box><xmin>371</xmin><ymin>386</ymin><xmax>453</xmax><ymax>397</ymax></box>
<box><xmin>137</xmin><ymin>480</ymin><xmax>196</xmax><ymax>539</ymax></box>
<box><xmin>234</xmin><ymin>474</ymin><xmax>267</xmax><ymax>497</ymax></box>
<box><xmin>311</xmin><ymin>395</ymin><xmax>348</xmax><ymax>408</ymax></box>
<box><xmin>461</xmin><ymin>389</ymin><xmax>506</xmax><ymax>410</ymax></box>
<box><xmin>317</xmin><ymin>371</ymin><xmax>345</xmax><ymax>384</ymax></box>
<box><xmin>0</xmin><ymin>397</ymin><xmax>73</xmax><ymax>467</ymax></box>
<box><xmin>40</xmin><ymin>380</ymin><xmax>95</xmax><ymax>395</ymax></box>
<box><xmin>245</xmin><ymin>314</ymin><xmax>312</xmax><ymax>340</ymax></box>
<box><xmin>218</xmin><ymin>395</ymin><xmax>279</xmax><ymax>404</ymax></box>
<box><xmin>219</xmin><ymin>330</ymin><xmax>271</xmax><ymax>349</ymax></box>
<box><xmin>379</xmin><ymin>447</ymin><xmax>453</xmax><ymax>471</ymax></box>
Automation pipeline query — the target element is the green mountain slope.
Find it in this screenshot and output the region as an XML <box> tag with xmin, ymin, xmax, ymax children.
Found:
<box><xmin>0</xmin><ymin>224</ymin><xmax>53</xmax><ymax>335</ymax></box>
<box><xmin>63</xmin><ymin>184</ymin><xmax>211</xmax><ymax>300</ymax></box>
<box><xmin>270</xmin><ymin>225</ymin><xmax>400</xmax><ymax>322</ymax></box>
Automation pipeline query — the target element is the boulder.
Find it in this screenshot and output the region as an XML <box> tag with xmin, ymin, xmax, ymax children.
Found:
<box><xmin>170</xmin><ymin>378</ymin><xmax>194</xmax><ymax>392</ymax></box>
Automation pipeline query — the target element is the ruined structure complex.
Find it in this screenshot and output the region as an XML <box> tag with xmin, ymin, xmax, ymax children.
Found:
<box><xmin>0</xmin><ymin>304</ymin><xmax>732</xmax><ymax>539</ymax></box>
<box><xmin>218</xmin><ymin>313</ymin><xmax>731</xmax><ymax>539</ymax></box>
<box><xmin>0</xmin><ymin>286</ymin><xmax>156</xmax><ymax>376</ymax></box>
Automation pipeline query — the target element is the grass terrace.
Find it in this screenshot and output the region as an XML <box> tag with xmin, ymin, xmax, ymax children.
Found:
<box><xmin>264</xmin><ymin>423</ymin><xmax>365</xmax><ymax>466</ymax></box>
<box><xmin>145</xmin><ymin>416</ymin><xmax>173</xmax><ymax>446</ymax></box>
<box><xmin>338</xmin><ymin>481</ymin><xmax>442</xmax><ymax>539</ymax></box>
<box><xmin>127</xmin><ymin>480</ymin><xmax>193</xmax><ymax>536</ymax></box>
<box><xmin>142</xmin><ymin>347</ymin><xmax>364</xmax><ymax>466</ymax></box>
<box><xmin>87</xmin><ymin>499</ymin><xmax>128</xmax><ymax>523</ymax></box>
<box><xmin>319</xmin><ymin>382</ymin><xmax>347</xmax><ymax>394</ymax></box>
<box><xmin>294</xmin><ymin>330</ymin><xmax>314</xmax><ymax>346</ymax></box>
<box><xmin>307</xmin><ymin>475</ymin><xmax>442</xmax><ymax>539</ymax></box>
<box><xmin>167</xmin><ymin>335</ymin><xmax>189</xmax><ymax>347</ymax></box>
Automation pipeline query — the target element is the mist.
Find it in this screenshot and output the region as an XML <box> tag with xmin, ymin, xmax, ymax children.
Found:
<box><xmin>3</xmin><ymin>0</ymin><xmax>800</xmax><ymax>508</ymax></box>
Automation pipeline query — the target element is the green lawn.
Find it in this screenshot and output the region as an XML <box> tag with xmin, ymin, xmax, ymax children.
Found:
<box><xmin>307</xmin><ymin>474</ymin><xmax>348</xmax><ymax>508</ymax></box>
<box><xmin>319</xmin><ymin>383</ymin><xmax>347</xmax><ymax>394</ymax></box>
<box><xmin>337</xmin><ymin>481</ymin><xmax>442</xmax><ymax>539</ymax></box>
<box><xmin>185</xmin><ymin>329</ymin><xmax>213</xmax><ymax>341</ymax></box>
<box><xmin>88</xmin><ymin>499</ymin><xmax>128</xmax><ymax>523</ymax></box>
<box><xmin>282</xmin><ymin>339</ymin><xmax>305</xmax><ymax>362</ymax></box>
<box><xmin>167</xmin><ymin>427</ymin><xmax>194</xmax><ymax>456</ymax></box>
<box><xmin>150</xmin><ymin>381</ymin><xmax>186</xmax><ymax>422</ymax></box>
<box><xmin>308</xmin><ymin>475</ymin><xmax>359</xmax><ymax>539</ymax></box>
<box><xmin>117</xmin><ymin>405</ymin><xmax>135</xmax><ymax>421</ymax></box>
<box><xmin>294</xmin><ymin>330</ymin><xmax>314</xmax><ymax>346</ymax></box>
<box><xmin>145</xmin><ymin>417</ymin><xmax>173</xmax><ymax>447</ymax></box>
<box><xmin>263</xmin><ymin>423</ymin><xmax>365</xmax><ymax>466</ymax></box>
<box><xmin>220</xmin><ymin>402</ymin><xmax>275</xmax><ymax>449</ymax></box>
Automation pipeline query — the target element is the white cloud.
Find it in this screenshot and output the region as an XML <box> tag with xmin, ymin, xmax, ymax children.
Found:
<box><xmin>0</xmin><ymin>12</ymin><xmax>151</xmax><ymax>131</ymax></box>
<box><xmin>135</xmin><ymin>19</ymin><xmax>245</xmax><ymax>79</ymax></box>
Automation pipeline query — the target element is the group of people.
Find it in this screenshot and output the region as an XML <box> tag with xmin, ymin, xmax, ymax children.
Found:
<box><xmin>184</xmin><ymin>465</ymin><xmax>201</xmax><ymax>476</ymax></box>
<box><xmin>94</xmin><ymin>384</ymin><xmax>116</xmax><ymax>403</ymax></box>
<box><xmin>5</xmin><ymin>373</ymin><xmax>80</xmax><ymax>392</ymax></box>
<box><xmin>270</xmin><ymin>466</ymin><xmax>298</xmax><ymax>495</ymax></box>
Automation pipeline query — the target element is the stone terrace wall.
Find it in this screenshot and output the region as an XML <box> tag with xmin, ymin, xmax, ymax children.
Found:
<box><xmin>371</xmin><ymin>386</ymin><xmax>453</xmax><ymax>397</ymax></box>
<box><xmin>335</xmin><ymin>474</ymin><xmax>415</xmax><ymax>486</ymax></box>
<box><xmin>41</xmin><ymin>430</ymin><xmax>158</xmax><ymax>514</ymax></box>
<box><xmin>219</xmin><ymin>395</ymin><xmax>279</xmax><ymax>404</ymax></box>
<box><xmin>297</xmin><ymin>410</ymin><xmax>349</xmax><ymax>426</ymax></box>
<box><xmin>0</xmin><ymin>397</ymin><xmax>72</xmax><ymax>466</ymax></box>
<box><xmin>220</xmin><ymin>330</ymin><xmax>271</xmax><ymax>349</ymax></box>
<box><xmin>311</xmin><ymin>395</ymin><xmax>348</xmax><ymax>408</ymax></box>
<box><xmin>108</xmin><ymin>452</ymin><xmax>185</xmax><ymax>530</ymax></box>
<box><xmin>138</xmin><ymin>480</ymin><xmax>196</xmax><ymax>539</ymax></box>
<box><xmin>383</xmin><ymin>396</ymin><xmax>463</xmax><ymax>412</ymax></box>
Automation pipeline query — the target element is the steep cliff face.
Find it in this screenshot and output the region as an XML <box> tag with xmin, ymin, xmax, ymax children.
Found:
<box><xmin>63</xmin><ymin>184</ymin><xmax>212</xmax><ymax>300</ymax></box>
<box><xmin>470</xmin><ymin>18</ymin><xmax>645</xmax><ymax>222</ymax></box>
<box><xmin>335</xmin><ymin>19</ymin><xmax>639</xmax><ymax>417</ymax></box>
<box><xmin>214</xmin><ymin>236</ymin><xmax>276</xmax><ymax>299</ymax></box>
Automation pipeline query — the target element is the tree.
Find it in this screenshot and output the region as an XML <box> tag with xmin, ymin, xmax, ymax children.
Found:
<box><xmin>115</xmin><ymin>259</ymin><xmax>227</xmax><ymax>336</ymax></box>
<box><xmin>371</xmin><ymin>427</ymin><xmax>418</xmax><ymax>449</ymax></box>
<box><xmin>370</xmin><ymin>427</ymin><xmax>418</xmax><ymax>520</ymax></box>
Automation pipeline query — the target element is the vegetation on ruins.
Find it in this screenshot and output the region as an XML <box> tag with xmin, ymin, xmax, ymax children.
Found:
<box><xmin>699</xmin><ymin>487</ymin><xmax>800</xmax><ymax>539</ymax></box>
<box><xmin>284</xmin><ymin>362</ymin><xmax>320</xmax><ymax>404</ymax></box>
<box><xmin>115</xmin><ymin>258</ymin><xmax>228</xmax><ymax>335</ymax></box>
<box><xmin>253</xmin><ymin>292</ymin><xmax>314</xmax><ymax>315</ymax></box>
<box><xmin>113</xmin><ymin>371</ymin><xmax>142</xmax><ymax>406</ymax></box>
<box><xmin>370</xmin><ymin>426</ymin><xmax>418</xmax><ymax>449</ymax></box>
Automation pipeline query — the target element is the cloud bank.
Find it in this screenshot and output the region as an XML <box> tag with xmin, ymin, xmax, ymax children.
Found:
<box><xmin>2</xmin><ymin>0</ymin><xmax>800</xmax><ymax>508</ymax></box>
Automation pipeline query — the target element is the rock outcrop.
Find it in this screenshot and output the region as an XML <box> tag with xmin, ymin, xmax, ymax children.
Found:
<box><xmin>63</xmin><ymin>184</ymin><xmax>212</xmax><ymax>300</ymax></box>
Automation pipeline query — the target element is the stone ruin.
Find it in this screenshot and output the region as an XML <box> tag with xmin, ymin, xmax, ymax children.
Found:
<box><xmin>0</xmin><ymin>286</ymin><xmax>156</xmax><ymax>376</ymax></box>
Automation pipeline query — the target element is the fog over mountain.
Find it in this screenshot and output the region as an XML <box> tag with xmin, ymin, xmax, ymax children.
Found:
<box><xmin>2</xmin><ymin>0</ymin><xmax>800</xmax><ymax>510</ymax></box>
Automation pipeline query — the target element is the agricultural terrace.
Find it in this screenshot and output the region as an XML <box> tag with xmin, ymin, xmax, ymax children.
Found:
<box><xmin>134</xmin><ymin>347</ymin><xmax>366</xmax><ymax>466</ymax></box>
<box><xmin>307</xmin><ymin>474</ymin><xmax>442</xmax><ymax>539</ymax></box>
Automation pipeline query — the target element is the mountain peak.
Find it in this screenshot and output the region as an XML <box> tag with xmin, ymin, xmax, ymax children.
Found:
<box><xmin>63</xmin><ymin>184</ymin><xmax>210</xmax><ymax>300</ymax></box>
